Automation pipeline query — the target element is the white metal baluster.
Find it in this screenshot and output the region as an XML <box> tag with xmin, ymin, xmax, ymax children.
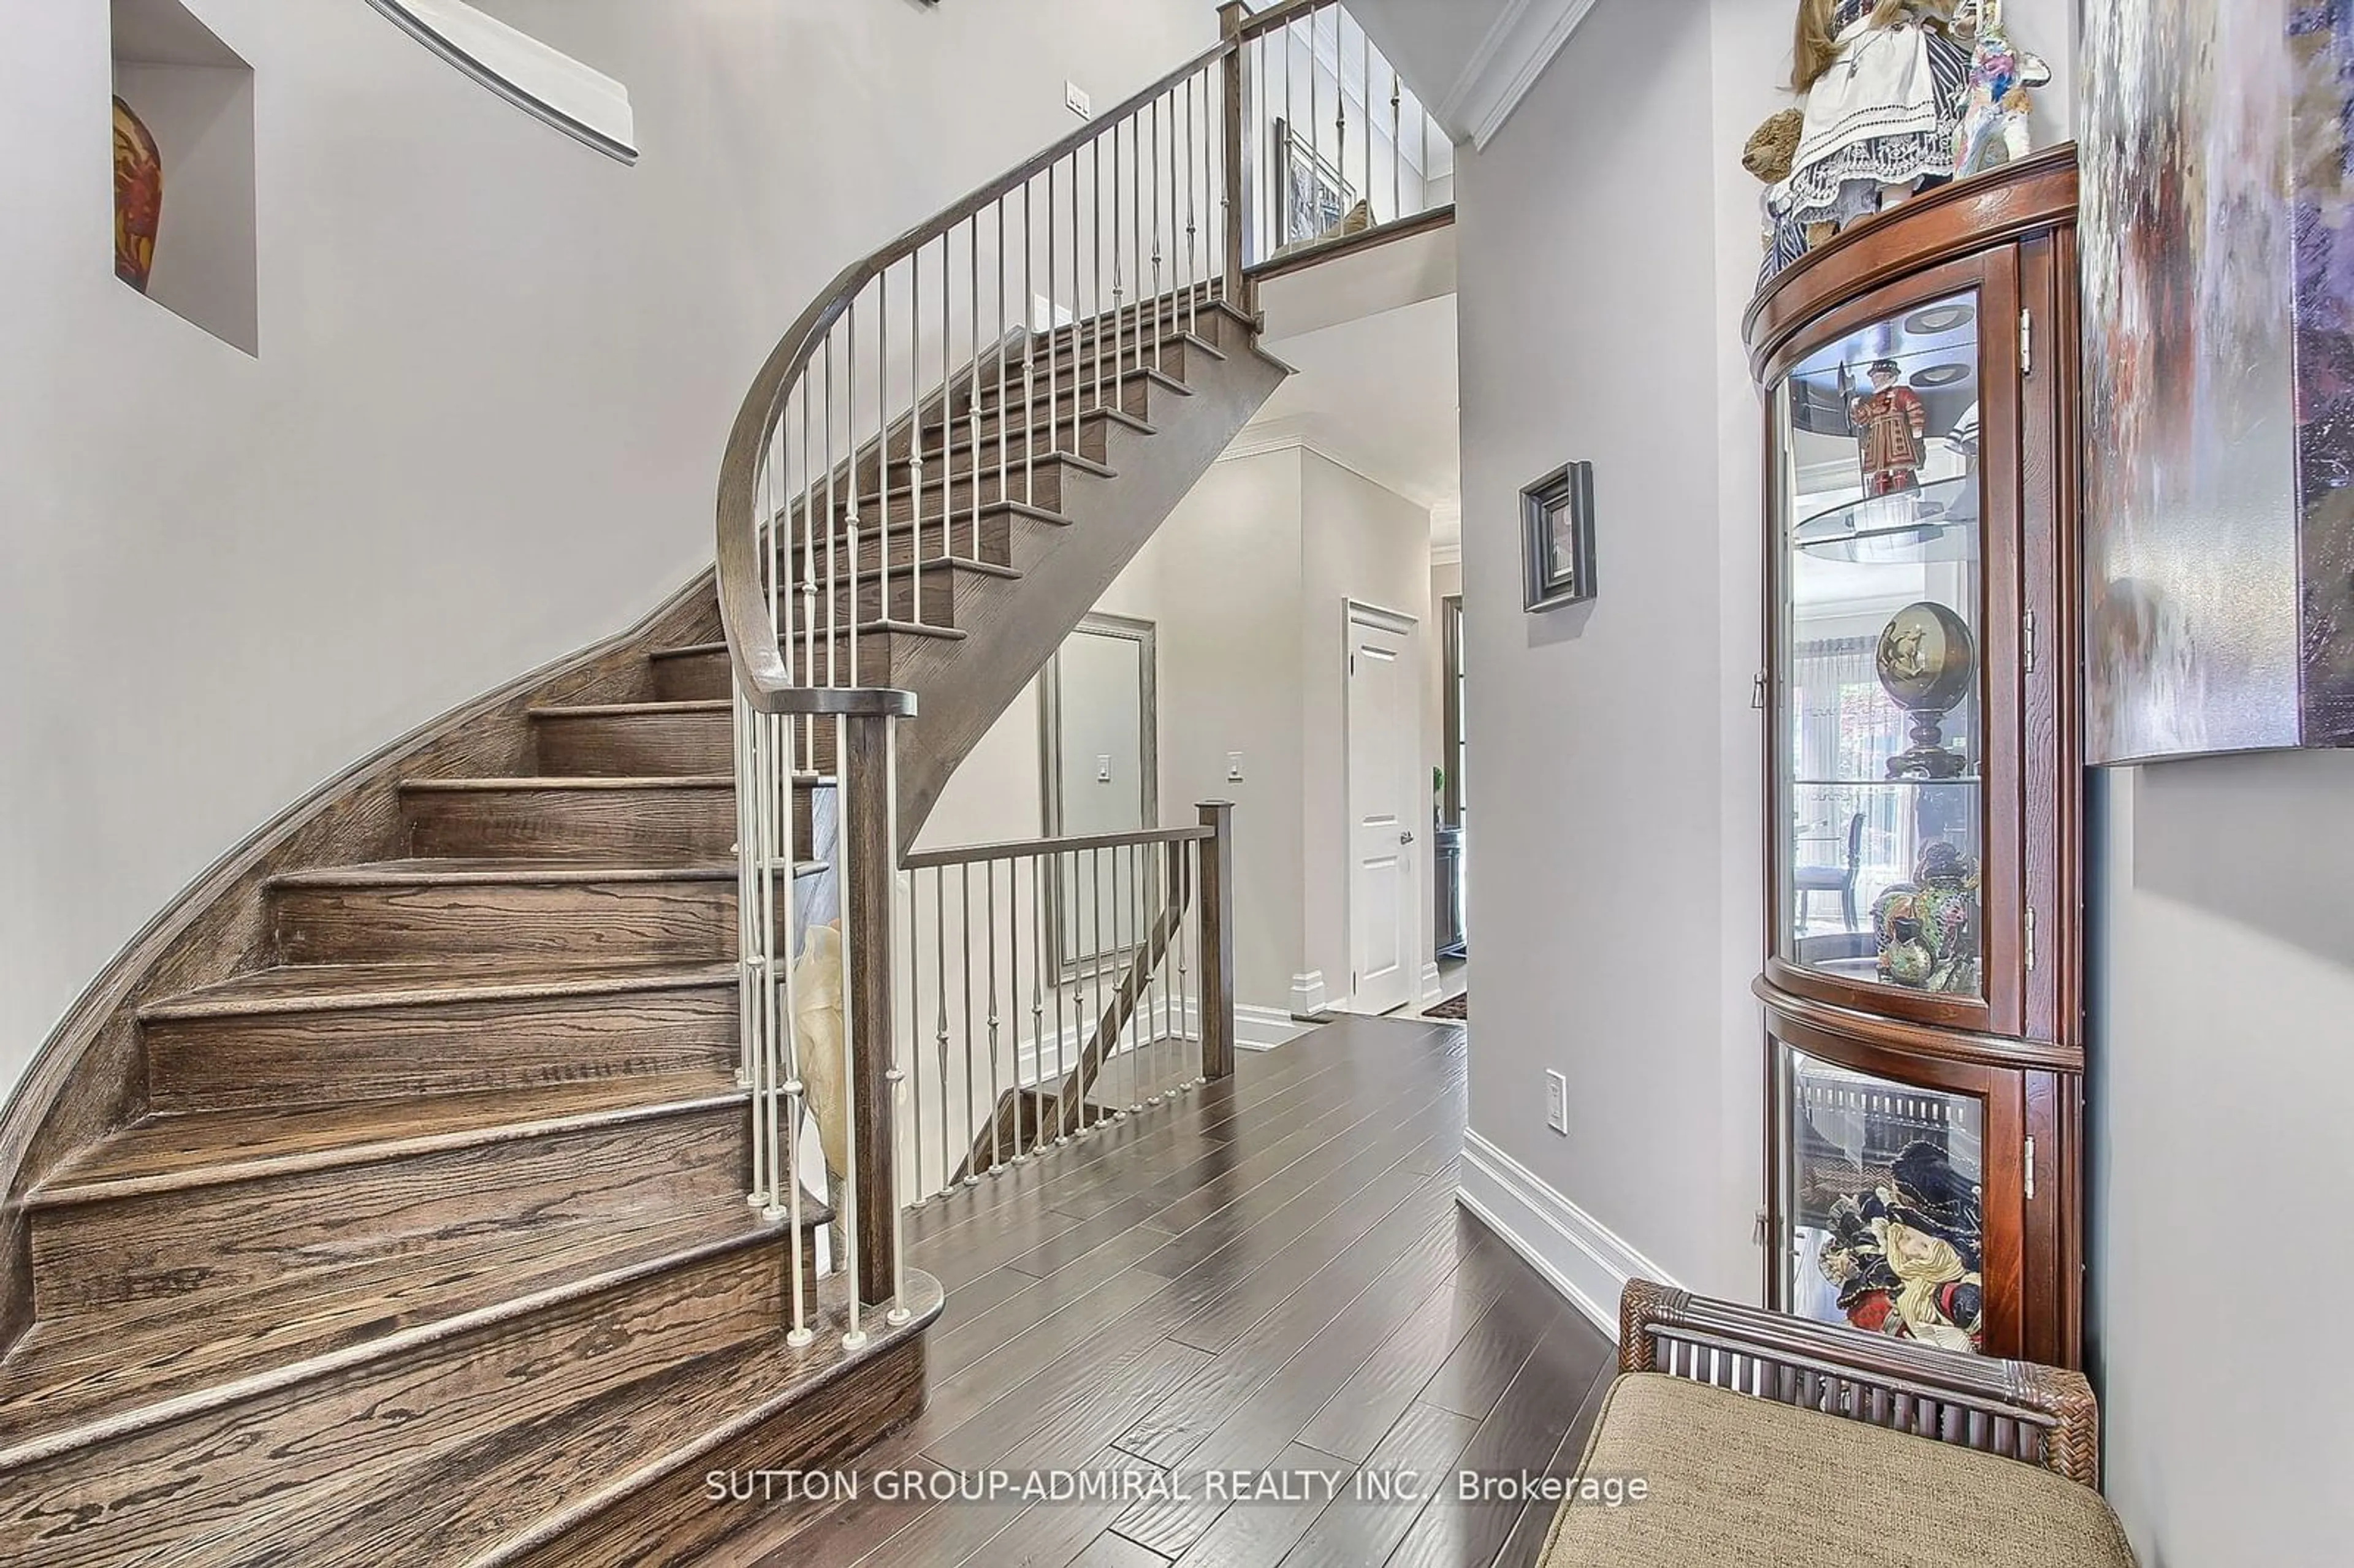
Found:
<box><xmin>1374</xmin><ymin>70</ymin><xmax>1393</xmax><ymax>224</ymax></box>
<box><xmin>985</xmin><ymin>856</ymin><xmax>1002</xmax><ymax>1173</ymax></box>
<box><xmin>967</xmin><ymin>217</ymin><xmax>982</xmax><ymax>563</ymax></box>
<box><xmin>835</xmin><ymin>715</ymin><xmax>865</xmax><ymax>1350</ymax></box>
<box><xmin>799</xmin><ymin>368</ymin><xmax>817</xmax><ymax>712</ymax></box>
<box><xmin>1051</xmin><ymin>850</ymin><xmax>1072</xmax><ymax>1143</ymax></box>
<box><xmin>822</xmin><ymin>335</ymin><xmax>839</xmax><ymax>690</ymax></box>
<box><xmin>778</xmin><ymin>714</ymin><xmax>817</xmax><ymax>1345</ymax></box>
<box><xmin>939</xmin><ymin>232</ymin><xmax>951</xmax><ymax>579</ymax></box>
<box><xmin>1181</xmin><ymin>837</ymin><xmax>1198</xmax><ymax>1081</ymax></box>
<box><xmin>905</xmin><ymin>834</ymin><xmax>923</xmax><ymax>1205</ymax></box>
<box><xmin>1151</xmin><ymin>98</ymin><xmax>1164</xmax><ymax>375</ymax></box>
<box><xmin>934</xmin><ymin>869</ymin><xmax>951</xmax><ymax>1198</ymax></box>
<box><xmin>1024</xmin><ymin>177</ymin><xmax>1037</xmax><ymax>501</ymax></box>
<box><xmin>878</xmin><ymin>280</ymin><xmax>893</xmax><ymax>630</ymax></box>
<box><xmin>960</xmin><ymin>862</ymin><xmax>978</xmax><ymax>1182</ymax></box>
<box><xmin>1091</xmin><ymin>138</ymin><xmax>1105</xmax><ymax>425</ymax></box>
<box><xmin>1029</xmin><ymin>853</ymin><xmax>1046</xmax><ymax>1158</ymax></box>
<box><xmin>1185</xmin><ymin>76</ymin><xmax>1200</xmax><ymax>338</ymax></box>
<box><xmin>906</xmin><ymin>248</ymin><xmax>920</xmax><ymax>629</ymax></box>
<box><xmin>883</xmin><ymin>714</ymin><xmax>912</xmax><ymax>1324</ymax></box>
<box><xmin>1129</xmin><ymin>840</ymin><xmax>1146</xmax><ymax>1113</ymax></box>
<box><xmin>1048</xmin><ymin>161</ymin><xmax>1063</xmax><ymax>466</ymax></box>
<box><xmin>844</xmin><ymin>300</ymin><xmax>860</xmax><ymax>687</ymax></box>
<box><xmin>997</xmin><ymin>197</ymin><xmax>1010</xmax><ymax>511</ymax></box>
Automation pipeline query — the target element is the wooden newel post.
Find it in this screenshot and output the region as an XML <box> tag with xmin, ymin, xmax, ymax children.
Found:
<box><xmin>1218</xmin><ymin>2</ymin><xmax>1250</xmax><ymax>310</ymax></box>
<box><xmin>1197</xmin><ymin>801</ymin><xmax>1236</xmax><ymax>1082</ymax></box>
<box><xmin>843</xmin><ymin>715</ymin><xmax>897</xmax><ymax>1309</ymax></box>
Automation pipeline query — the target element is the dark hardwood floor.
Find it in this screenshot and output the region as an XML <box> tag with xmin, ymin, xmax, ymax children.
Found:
<box><xmin>700</xmin><ymin>1016</ymin><xmax>1615</xmax><ymax>1568</ymax></box>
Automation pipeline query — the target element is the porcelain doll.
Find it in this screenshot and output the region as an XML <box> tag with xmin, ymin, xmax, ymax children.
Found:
<box><xmin>1785</xmin><ymin>0</ymin><xmax>1971</xmax><ymax>234</ymax></box>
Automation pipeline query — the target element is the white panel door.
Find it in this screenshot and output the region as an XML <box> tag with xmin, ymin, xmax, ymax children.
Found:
<box><xmin>1347</xmin><ymin>609</ymin><xmax>1416</xmax><ymax>1014</ymax></box>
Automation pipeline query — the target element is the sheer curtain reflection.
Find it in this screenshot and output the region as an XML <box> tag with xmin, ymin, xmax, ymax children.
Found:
<box><xmin>1791</xmin><ymin>636</ymin><xmax>1911</xmax><ymax>928</ymax></box>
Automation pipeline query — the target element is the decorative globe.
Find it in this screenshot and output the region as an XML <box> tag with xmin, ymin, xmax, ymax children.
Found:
<box><xmin>1875</xmin><ymin>601</ymin><xmax>1976</xmax><ymax>714</ymax></box>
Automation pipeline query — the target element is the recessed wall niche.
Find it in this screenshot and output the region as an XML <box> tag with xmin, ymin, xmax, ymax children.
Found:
<box><xmin>110</xmin><ymin>0</ymin><xmax>257</xmax><ymax>354</ymax></box>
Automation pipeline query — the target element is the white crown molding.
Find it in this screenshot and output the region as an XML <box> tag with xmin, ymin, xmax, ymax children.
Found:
<box><xmin>1222</xmin><ymin>414</ymin><xmax>1451</xmax><ymax>512</ymax></box>
<box><xmin>1457</xmin><ymin>1129</ymin><xmax>1682</xmax><ymax>1338</ymax></box>
<box><xmin>1429</xmin><ymin>542</ymin><xmax>1463</xmax><ymax>566</ymax></box>
<box><xmin>1436</xmin><ymin>0</ymin><xmax>1601</xmax><ymax>152</ymax></box>
<box><xmin>364</xmin><ymin>0</ymin><xmax>638</xmax><ymax>163</ymax></box>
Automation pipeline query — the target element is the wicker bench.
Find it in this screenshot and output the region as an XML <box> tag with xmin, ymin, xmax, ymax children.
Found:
<box><xmin>1537</xmin><ymin>1281</ymin><xmax>2137</xmax><ymax>1567</ymax></box>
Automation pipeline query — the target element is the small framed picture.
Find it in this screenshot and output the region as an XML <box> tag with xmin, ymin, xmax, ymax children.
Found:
<box><xmin>1522</xmin><ymin>461</ymin><xmax>1597</xmax><ymax>612</ymax></box>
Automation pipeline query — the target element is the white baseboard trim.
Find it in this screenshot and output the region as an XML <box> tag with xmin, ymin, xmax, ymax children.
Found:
<box><xmin>1418</xmin><ymin>961</ymin><xmax>1442</xmax><ymax>1005</ymax></box>
<box><xmin>1288</xmin><ymin>972</ymin><xmax>1327</xmax><ymax>1018</ymax></box>
<box><xmin>1237</xmin><ymin>1003</ymin><xmax>1314</xmax><ymax>1051</ymax></box>
<box><xmin>1457</xmin><ymin>1130</ymin><xmax>1682</xmax><ymax>1341</ymax></box>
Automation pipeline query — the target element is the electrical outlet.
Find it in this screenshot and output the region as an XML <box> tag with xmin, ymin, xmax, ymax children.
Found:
<box><xmin>1544</xmin><ymin>1071</ymin><xmax>1568</xmax><ymax>1135</ymax></box>
<box><xmin>1065</xmin><ymin>80</ymin><xmax>1092</xmax><ymax>120</ymax></box>
<box><xmin>1227</xmin><ymin>751</ymin><xmax>1244</xmax><ymax>783</ymax></box>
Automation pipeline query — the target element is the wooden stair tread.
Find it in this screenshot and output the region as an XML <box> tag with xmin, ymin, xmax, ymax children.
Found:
<box><xmin>142</xmin><ymin>956</ymin><xmax>739</xmax><ymax>1019</ymax></box>
<box><xmin>0</xmin><ymin>1206</ymin><xmax>802</xmax><ymax>1466</ymax></box>
<box><xmin>35</xmin><ymin>1065</ymin><xmax>745</xmax><ymax>1204</ymax></box>
<box><xmin>528</xmin><ymin>698</ymin><xmax>732</xmax><ymax>719</ymax></box>
<box><xmin>305</xmin><ymin>1271</ymin><xmax>944</xmax><ymax>1568</ymax></box>
<box><xmin>270</xmin><ymin>856</ymin><xmax>738</xmax><ymax>888</ymax></box>
<box><xmin>400</xmin><ymin>772</ymin><xmax>737</xmax><ymax>791</ymax></box>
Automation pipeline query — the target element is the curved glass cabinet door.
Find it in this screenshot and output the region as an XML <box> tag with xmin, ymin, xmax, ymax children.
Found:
<box><xmin>1778</xmin><ymin>1046</ymin><xmax>1989</xmax><ymax>1355</ymax></box>
<box><xmin>1773</xmin><ymin>291</ymin><xmax>1986</xmax><ymax>1002</ymax></box>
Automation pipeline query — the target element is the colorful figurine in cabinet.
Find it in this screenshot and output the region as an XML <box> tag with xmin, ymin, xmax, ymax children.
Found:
<box><xmin>1950</xmin><ymin>0</ymin><xmax>2050</xmax><ymax>176</ymax></box>
<box><xmin>1848</xmin><ymin>358</ymin><xmax>1930</xmax><ymax>495</ymax></box>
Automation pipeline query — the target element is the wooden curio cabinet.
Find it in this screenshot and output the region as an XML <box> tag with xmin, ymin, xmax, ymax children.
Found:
<box><xmin>1743</xmin><ymin>148</ymin><xmax>2082</xmax><ymax>1369</ymax></box>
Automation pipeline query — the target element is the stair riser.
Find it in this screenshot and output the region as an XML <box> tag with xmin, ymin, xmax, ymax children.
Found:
<box><xmin>270</xmin><ymin>878</ymin><xmax>736</xmax><ymax>967</ymax></box>
<box><xmin>30</xmin><ymin>1105</ymin><xmax>748</xmax><ymax>1320</ymax></box>
<box><xmin>823</xmin><ymin>564</ymin><xmax>1018</xmax><ymax>628</ymax></box>
<box><xmin>788</xmin><ymin>459</ymin><xmax>1070</xmax><ymax>534</ymax></box>
<box><xmin>0</xmin><ymin>1239</ymin><xmax>793</xmax><ymax>1567</ymax></box>
<box><xmin>1005</xmin><ymin>332</ymin><xmax>1214</xmax><ymax>397</ymax></box>
<box><xmin>533</xmin><ymin>709</ymin><xmax>750</xmax><ymax>776</ymax></box>
<box><xmin>884</xmin><ymin>400</ymin><xmax>1130</xmax><ymax>463</ymax></box>
<box><xmin>404</xmin><ymin>785</ymin><xmax>745</xmax><ymax>862</ymax></box>
<box><xmin>965</xmin><ymin>363</ymin><xmax>1167</xmax><ymax>424</ymax></box>
<box><xmin>782</xmin><ymin>503</ymin><xmax>1068</xmax><ymax>580</ymax></box>
<box><xmin>146</xmin><ymin>985</ymin><xmax>736</xmax><ymax>1113</ymax></box>
<box><xmin>505</xmin><ymin>1335</ymin><xmax>926</xmax><ymax>1568</ymax></box>
<box><xmin>865</xmin><ymin>410</ymin><xmax>1112</xmax><ymax>487</ymax></box>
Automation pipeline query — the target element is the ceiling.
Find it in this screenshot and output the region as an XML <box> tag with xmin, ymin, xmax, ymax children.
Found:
<box><xmin>1247</xmin><ymin>292</ymin><xmax>1461</xmax><ymax>538</ymax></box>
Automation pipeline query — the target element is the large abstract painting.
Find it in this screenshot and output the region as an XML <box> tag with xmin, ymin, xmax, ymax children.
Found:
<box><xmin>2082</xmin><ymin>0</ymin><xmax>2354</xmax><ymax>762</ymax></box>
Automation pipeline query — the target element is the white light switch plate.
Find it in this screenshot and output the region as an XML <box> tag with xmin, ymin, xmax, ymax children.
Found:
<box><xmin>1227</xmin><ymin>752</ymin><xmax>1244</xmax><ymax>783</ymax></box>
<box><xmin>1097</xmin><ymin>754</ymin><xmax>1113</xmax><ymax>783</ymax></box>
<box><xmin>1545</xmin><ymin>1071</ymin><xmax>1568</xmax><ymax>1135</ymax></box>
<box><xmin>1065</xmin><ymin>80</ymin><xmax>1092</xmax><ymax>119</ymax></box>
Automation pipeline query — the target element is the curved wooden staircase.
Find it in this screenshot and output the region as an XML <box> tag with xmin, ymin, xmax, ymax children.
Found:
<box><xmin>0</xmin><ymin>9</ymin><xmax>1313</xmax><ymax>1556</ymax></box>
<box><xmin>0</xmin><ymin>184</ymin><xmax>1279</xmax><ymax>1568</ymax></box>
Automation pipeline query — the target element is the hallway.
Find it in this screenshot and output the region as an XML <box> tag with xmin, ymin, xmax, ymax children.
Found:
<box><xmin>709</xmin><ymin>1016</ymin><xmax>1613</xmax><ymax>1567</ymax></box>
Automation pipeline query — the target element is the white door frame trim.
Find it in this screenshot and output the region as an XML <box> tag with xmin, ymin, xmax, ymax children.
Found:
<box><xmin>1341</xmin><ymin>598</ymin><xmax>1420</xmax><ymax>1014</ymax></box>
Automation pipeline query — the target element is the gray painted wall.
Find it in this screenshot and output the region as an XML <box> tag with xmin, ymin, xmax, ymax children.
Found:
<box><xmin>0</xmin><ymin>0</ymin><xmax>1213</xmax><ymax>1102</ymax></box>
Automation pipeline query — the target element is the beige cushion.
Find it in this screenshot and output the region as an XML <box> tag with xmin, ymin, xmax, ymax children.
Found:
<box><xmin>1539</xmin><ymin>1373</ymin><xmax>2136</xmax><ymax>1568</ymax></box>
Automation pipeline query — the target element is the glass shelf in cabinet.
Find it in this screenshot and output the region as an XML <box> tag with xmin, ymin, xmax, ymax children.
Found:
<box><xmin>1791</xmin><ymin>476</ymin><xmax>1978</xmax><ymax>563</ymax></box>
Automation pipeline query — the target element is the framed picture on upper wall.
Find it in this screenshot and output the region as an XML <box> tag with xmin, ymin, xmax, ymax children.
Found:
<box><xmin>1522</xmin><ymin>461</ymin><xmax>1597</xmax><ymax>612</ymax></box>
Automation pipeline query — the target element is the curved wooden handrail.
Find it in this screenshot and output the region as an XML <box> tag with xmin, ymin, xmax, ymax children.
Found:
<box><xmin>712</xmin><ymin>37</ymin><xmax>1235</xmax><ymax>712</ymax></box>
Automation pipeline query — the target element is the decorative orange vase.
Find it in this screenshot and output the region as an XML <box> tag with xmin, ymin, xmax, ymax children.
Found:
<box><xmin>113</xmin><ymin>95</ymin><xmax>163</xmax><ymax>292</ymax></box>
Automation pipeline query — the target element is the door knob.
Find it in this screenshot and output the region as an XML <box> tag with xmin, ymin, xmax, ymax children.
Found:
<box><xmin>1399</xmin><ymin>831</ymin><xmax>1415</xmax><ymax>844</ymax></box>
